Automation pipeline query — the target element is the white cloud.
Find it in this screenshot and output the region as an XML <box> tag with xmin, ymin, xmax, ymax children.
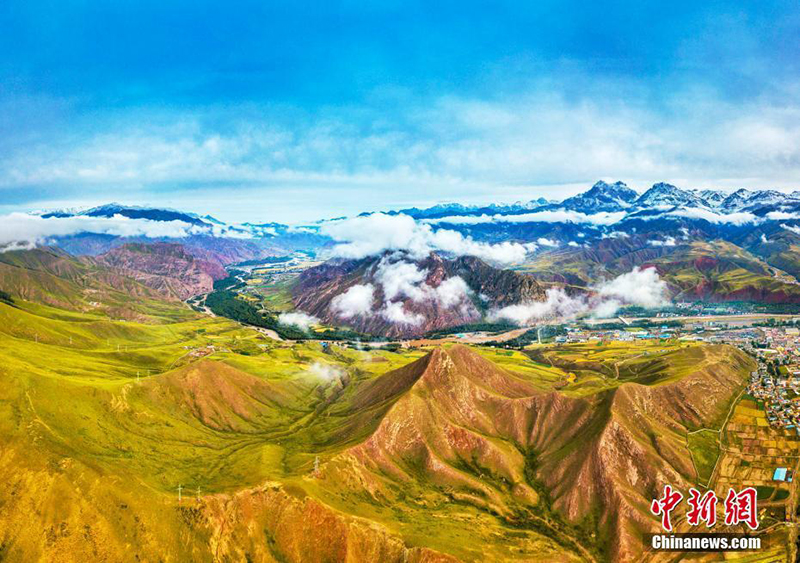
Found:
<box><xmin>601</xmin><ymin>230</ymin><xmax>629</xmax><ymax>239</ymax></box>
<box><xmin>371</xmin><ymin>258</ymin><xmax>472</xmax><ymax>324</ymax></box>
<box><xmin>567</xmin><ymin>241</ymin><xmax>580</xmax><ymax>247</ymax></box>
<box><xmin>782</xmin><ymin>224</ymin><xmax>800</xmax><ymax>235</ymax></box>
<box><xmin>595</xmin><ymin>266</ymin><xmax>669</xmax><ymax>309</ymax></box>
<box><xmin>330</xmin><ymin>284</ymin><xmax>375</xmax><ymax>318</ymax></box>
<box><xmin>648</xmin><ymin>236</ymin><xmax>677</xmax><ymax>247</ymax></box>
<box><xmin>433</xmin><ymin>276</ymin><xmax>472</xmax><ymax>308</ymax></box>
<box><xmin>308</xmin><ymin>362</ymin><xmax>345</xmax><ymax>382</ymax></box>
<box><xmin>7</xmin><ymin>82</ymin><xmax>800</xmax><ymax>225</ymax></box>
<box><xmin>489</xmin><ymin>266</ymin><xmax>669</xmax><ymax>325</ymax></box>
<box><xmin>766</xmin><ymin>211</ymin><xmax>800</xmax><ymax>220</ymax></box>
<box><xmin>591</xmin><ymin>299</ymin><xmax>623</xmax><ymax>318</ymax></box>
<box><xmin>321</xmin><ymin>212</ymin><xmax>529</xmax><ymax>265</ymax></box>
<box><xmin>666</xmin><ymin>208</ymin><xmax>758</xmax><ymax>226</ymax></box>
<box><xmin>0</xmin><ymin>212</ymin><xmax>200</xmax><ymax>251</ymax></box>
<box><xmin>537</xmin><ymin>237</ymin><xmax>558</xmax><ymax>247</ymax></box>
<box><xmin>325</xmin><ymin>256</ymin><xmax>475</xmax><ymax>326</ymax></box>
<box><xmin>375</xmin><ymin>259</ymin><xmax>430</xmax><ymax>301</ymax></box>
<box><xmin>426</xmin><ymin>209</ymin><xmax>626</xmax><ymax>226</ymax></box>
<box><xmin>380</xmin><ymin>301</ymin><xmax>425</xmax><ymax>326</ymax></box>
<box><xmin>278</xmin><ymin>311</ymin><xmax>319</xmax><ymax>330</ymax></box>
<box><xmin>0</xmin><ymin>240</ymin><xmax>37</xmax><ymax>253</ymax></box>
<box><xmin>489</xmin><ymin>288</ymin><xmax>589</xmax><ymax>324</ymax></box>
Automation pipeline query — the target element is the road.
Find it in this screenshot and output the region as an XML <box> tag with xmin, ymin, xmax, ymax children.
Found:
<box><xmin>584</xmin><ymin>313</ymin><xmax>800</xmax><ymax>327</ymax></box>
<box><xmin>404</xmin><ymin>327</ymin><xmax>533</xmax><ymax>347</ymax></box>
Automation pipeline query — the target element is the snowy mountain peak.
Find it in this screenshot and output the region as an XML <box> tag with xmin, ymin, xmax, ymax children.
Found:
<box><xmin>694</xmin><ymin>189</ymin><xmax>727</xmax><ymax>207</ymax></box>
<box><xmin>636</xmin><ymin>183</ymin><xmax>706</xmax><ymax>208</ymax></box>
<box><xmin>560</xmin><ymin>180</ymin><xmax>639</xmax><ymax>212</ymax></box>
<box><xmin>40</xmin><ymin>203</ymin><xmax>213</xmax><ymax>226</ymax></box>
<box><xmin>720</xmin><ymin>189</ymin><xmax>790</xmax><ymax>211</ymax></box>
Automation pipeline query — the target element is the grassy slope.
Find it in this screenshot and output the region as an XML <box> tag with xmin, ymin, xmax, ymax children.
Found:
<box><xmin>0</xmin><ymin>282</ymin><xmax>759</xmax><ymax>562</ymax></box>
<box><xmin>0</xmin><ymin>293</ymin><xmax>453</xmax><ymax>561</ymax></box>
<box><xmin>517</xmin><ymin>239</ymin><xmax>800</xmax><ymax>301</ymax></box>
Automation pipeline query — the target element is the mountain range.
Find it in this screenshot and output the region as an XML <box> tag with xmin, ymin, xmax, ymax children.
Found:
<box><xmin>8</xmin><ymin>180</ymin><xmax>800</xmax><ymax>334</ymax></box>
<box><xmin>0</xmin><ymin>185</ymin><xmax>787</xmax><ymax>561</ymax></box>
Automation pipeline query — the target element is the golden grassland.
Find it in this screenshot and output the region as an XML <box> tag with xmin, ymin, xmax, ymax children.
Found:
<box><xmin>0</xmin><ymin>293</ymin><xmax>771</xmax><ymax>562</ymax></box>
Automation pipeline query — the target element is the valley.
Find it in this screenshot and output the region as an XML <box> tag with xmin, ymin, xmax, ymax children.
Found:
<box><xmin>7</xmin><ymin>182</ymin><xmax>800</xmax><ymax>561</ymax></box>
<box><xmin>0</xmin><ymin>251</ymin><xmax>790</xmax><ymax>561</ymax></box>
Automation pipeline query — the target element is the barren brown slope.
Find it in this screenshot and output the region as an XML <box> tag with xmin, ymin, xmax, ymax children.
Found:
<box><xmin>0</xmin><ymin>247</ymin><xmax>189</xmax><ymax>319</ymax></box>
<box><xmin>320</xmin><ymin>344</ymin><xmax>753</xmax><ymax>562</ymax></box>
<box><xmin>292</xmin><ymin>253</ymin><xmax>546</xmax><ymax>337</ymax></box>
<box><xmin>96</xmin><ymin>242</ymin><xmax>228</xmax><ymax>300</ymax></box>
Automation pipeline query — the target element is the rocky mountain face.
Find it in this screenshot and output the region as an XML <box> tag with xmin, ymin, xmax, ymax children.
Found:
<box><xmin>26</xmin><ymin>181</ymin><xmax>800</xmax><ymax>309</ymax></box>
<box><xmin>321</xmin><ymin>344</ymin><xmax>753</xmax><ymax>562</ymax></box>
<box><xmin>95</xmin><ymin>242</ymin><xmax>228</xmax><ymax>300</ymax></box>
<box><xmin>292</xmin><ymin>253</ymin><xmax>546</xmax><ymax>337</ymax></box>
<box><xmin>0</xmin><ymin>247</ymin><xmax>197</xmax><ymax>321</ymax></box>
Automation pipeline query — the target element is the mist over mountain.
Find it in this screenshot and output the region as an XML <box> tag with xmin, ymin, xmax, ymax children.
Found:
<box><xmin>8</xmin><ymin>180</ymin><xmax>800</xmax><ymax>321</ymax></box>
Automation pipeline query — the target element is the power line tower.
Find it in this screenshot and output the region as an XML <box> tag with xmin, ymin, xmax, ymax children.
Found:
<box><xmin>177</xmin><ymin>484</ymin><xmax>183</xmax><ymax>504</ymax></box>
<box><xmin>136</xmin><ymin>371</ymin><xmax>140</xmax><ymax>383</ymax></box>
<box><xmin>314</xmin><ymin>456</ymin><xmax>320</xmax><ymax>476</ymax></box>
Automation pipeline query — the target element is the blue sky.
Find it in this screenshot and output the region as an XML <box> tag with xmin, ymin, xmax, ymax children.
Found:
<box><xmin>1</xmin><ymin>0</ymin><xmax>799</xmax><ymax>222</ymax></box>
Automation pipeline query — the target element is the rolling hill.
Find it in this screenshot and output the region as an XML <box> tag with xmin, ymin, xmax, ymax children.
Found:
<box><xmin>317</xmin><ymin>344</ymin><xmax>753</xmax><ymax>562</ymax></box>
<box><xmin>0</xmin><ymin>263</ymin><xmax>758</xmax><ymax>562</ymax></box>
<box><xmin>0</xmin><ymin>247</ymin><xmax>199</xmax><ymax>321</ymax></box>
<box><xmin>95</xmin><ymin>242</ymin><xmax>228</xmax><ymax>300</ymax></box>
<box><xmin>519</xmin><ymin>237</ymin><xmax>800</xmax><ymax>303</ymax></box>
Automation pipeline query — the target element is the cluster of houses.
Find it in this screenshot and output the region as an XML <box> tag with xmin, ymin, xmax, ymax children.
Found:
<box><xmin>554</xmin><ymin>326</ymin><xmax>677</xmax><ymax>344</ymax></box>
<box><xmin>745</xmin><ymin>328</ymin><xmax>800</xmax><ymax>432</ymax></box>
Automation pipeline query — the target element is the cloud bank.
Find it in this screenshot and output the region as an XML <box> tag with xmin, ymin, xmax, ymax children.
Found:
<box><xmin>6</xmin><ymin>84</ymin><xmax>800</xmax><ymax>224</ymax></box>
<box><xmin>321</xmin><ymin>213</ymin><xmax>529</xmax><ymax>265</ymax></box>
<box><xmin>425</xmin><ymin>210</ymin><xmax>626</xmax><ymax>226</ymax></box>
<box><xmin>0</xmin><ymin>212</ymin><xmax>203</xmax><ymax>252</ymax></box>
<box><xmin>331</xmin><ymin>284</ymin><xmax>376</xmax><ymax>319</ymax></box>
<box><xmin>490</xmin><ymin>266</ymin><xmax>669</xmax><ymax>325</ymax></box>
<box><xmin>308</xmin><ymin>362</ymin><xmax>345</xmax><ymax>383</ymax></box>
<box><xmin>278</xmin><ymin>311</ymin><xmax>320</xmax><ymax>331</ymax></box>
<box><xmin>328</xmin><ymin>256</ymin><xmax>474</xmax><ymax>326</ymax></box>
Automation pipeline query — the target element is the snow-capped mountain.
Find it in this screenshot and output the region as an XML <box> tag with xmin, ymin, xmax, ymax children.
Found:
<box><xmin>42</xmin><ymin>203</ymin><xmax>211</xmax><ymax>226</ymax></box>
<box><xmin>24</xmin><ymin>180</ymin><xmax>800</xmax><ymax>269</ymax></box>
<box><xmin>394</xmin><ymin>181</ymin><xmax>800</xmax><ymax>222</ymax></box>
<box><xmin>559</xmin><ymin>181</ymin><xmax>639</xmax><ymax>212</ymax></box>
<box><xmin>634</xmin><ymin>183</ymin><xmax>707</xmax><ymax>208</ymax></box>
<box><xmin>694</xmin><ymin>189</ymin><xmax>727</xmax><ymax>207</ymax></box>
<box><xmin>398</xmin><ymin>197</ymin><xmax>552</xmax><ymax>219</ymax></box>
<box><xmin>718</xmin><ymin>189</ymin><xmax>796</xmax><ymax>212</ymax></box>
